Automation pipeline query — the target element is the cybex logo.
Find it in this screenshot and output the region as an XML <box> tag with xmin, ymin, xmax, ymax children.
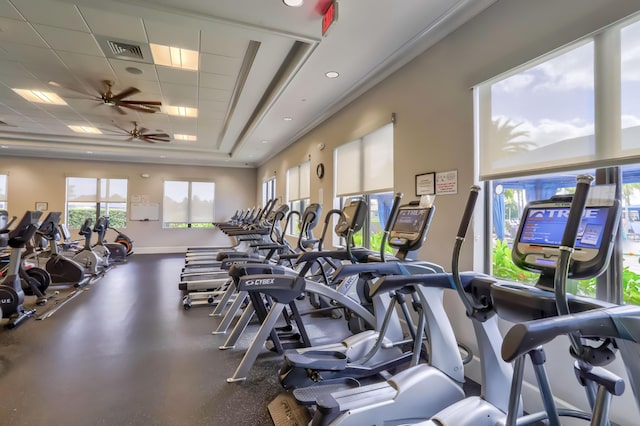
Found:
<box><xmin>244</xmin><ymin>278</ymin><xmax>275</xmax><ymax>286</ymax></box>
<box><xmin>528</xmin><ymin>209</ymin><xmax>599</xmax><ymax>219</ymax></box>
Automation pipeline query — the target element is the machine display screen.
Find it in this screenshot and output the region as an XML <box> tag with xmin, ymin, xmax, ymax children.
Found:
<box><xmin>518</xmin><ymin>206</ymin><xmax>609</xmax><ymax>249</ymax></box>
<box><xmin>392</xmin><ymin>208</ymin><xmax>429</xmax><ymax>234</ymax></box>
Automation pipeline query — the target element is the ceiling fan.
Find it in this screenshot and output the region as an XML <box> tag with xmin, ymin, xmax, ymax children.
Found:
<box><xmin>102</xmin><ymin>121</ymin><xmax>171</xmax><ymax>143</ymax></box>
<box><xmin>49</xmin><ymin>80</ymin><xmax>162</xmax><ymax>115</ymax></box>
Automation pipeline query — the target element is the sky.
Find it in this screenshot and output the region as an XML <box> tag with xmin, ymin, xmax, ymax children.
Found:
<box><xmin>490</xmin><ymin>18</ymin><xmax>640</xmax><ymax>150</ymax></box>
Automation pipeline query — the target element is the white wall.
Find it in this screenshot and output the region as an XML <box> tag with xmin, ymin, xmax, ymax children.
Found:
<box><xmin>257</xmin><ymin>0</ymin><xmax>640</xmax><ymax>424</ymax></box>
<box><xmin>0</xmin><ymin>156</ymin><xmax>256</xmax><ymax>253</ymax></box>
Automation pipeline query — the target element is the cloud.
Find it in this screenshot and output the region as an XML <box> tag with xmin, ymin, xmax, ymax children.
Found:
<box><xmin>622</xmin><ymin>114</ymin><xmax>640</xmax><ymax>129</ymax></box>
<box><xmin>531</xmin><ymin>43</ymin><xmax>594</xmax><ymax>91</ymax></box>
<box><xmin>493</xmin><ymin>73</ymin><xmax>535</xmax><ymax>93</ymax></box>
<box><xmin>516</xmin><ymin>117</ymin><xmax>594</xmax><ymax>147</ymax></box>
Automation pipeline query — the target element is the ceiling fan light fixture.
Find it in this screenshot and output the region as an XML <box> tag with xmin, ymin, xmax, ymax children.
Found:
<box><xmin>68</xmin><ymin>125</ymin><xmax>102</xmax><ymax>134</ymax></box>
<box><xmin>150</xmin><ymin>43</ymin><xmax>199</xmax><ymax>71</ymax></box>
<box><xmin>283</xmin><ymin>0</ymin><xmax>304</xmax><ymax>6</ymax></box>
<box><xmin>13</xmin><ymin>89</ymin><xmax>67</xmax><ymax>105</ymax></box>
<box><xmin>165</xmin><ymin>105</ymin><xmax>198</xmax><ymax>117</ymax></box>
<box><xmin>175</xmin><ymin>134</ymin><xmax>197</xmax><ymax>141</ymax></box>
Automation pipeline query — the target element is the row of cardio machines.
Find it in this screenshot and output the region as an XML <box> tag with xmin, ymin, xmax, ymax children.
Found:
<box><xmin>179</xmin><ymin>198</ymin><xmax>314</xmax><ymax>309</ymax></box>
<box><xmin>0</xmin><ymin>210</ymin><xmax>133</xmax><ymax>328</ymax></box>
<box><xmin>206</xmin><ymin>177</ymin><xmax>640</xmax><ymax>426</ymax></box>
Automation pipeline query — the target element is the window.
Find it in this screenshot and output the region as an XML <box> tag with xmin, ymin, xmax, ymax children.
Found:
<box><xmin>66</xmin><ymin>177</ymin><xmax>127</xmax><ymax>228</ymax></box>
<box><xmin>262</xmin><ymin>177</ymin><xmax>276</xmax><ymax>206</ymax></box>
<box><xmin>287</xmin><ymin>162</ymin><xmax>310</xmax><ymax>234</ymax></box>
<box><xmin>163</xmin><ymin>180</ymin><xmax>215</xmax><ymax>228</ymax></box>
<box><xmin>334</xmin><ymin>123</ymin><xmax>394</xmax><ymax>250</ymax></box>
<box><xmin>477</xmin><ymin>14</ymin><xmax>640</xmax><ymax>305</ymax></box>
<box><xmin>0</xmin><ymin>174</ymin><xmax>7</xmax><ymax>210</ymax></box>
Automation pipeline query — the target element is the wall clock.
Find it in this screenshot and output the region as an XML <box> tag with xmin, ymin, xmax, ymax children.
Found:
<box><xmin>316</xmin><ymin>163</ymin><xmax>325</xmax><ymax>179</ymax></box>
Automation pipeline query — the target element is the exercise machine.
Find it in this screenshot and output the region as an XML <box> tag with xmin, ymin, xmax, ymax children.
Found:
<box><xmin>0</xmin><ymin>210</ymin><xmax>47</xmax><ymax>328</ymax></box>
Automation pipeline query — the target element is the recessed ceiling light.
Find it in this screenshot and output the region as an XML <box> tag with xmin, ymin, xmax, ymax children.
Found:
<box><xmin>68</xmin><ymin>125</ymin><xmax>102</xmax><ymax>134</ymax></box>
<box><xmin>150</xmin><ymin>43</ymin><xmax>199</xmax><ymax>71</ymax></box>
<box><xmin>86</xmin><ymin>151</ymin><xmax>93</xmax><ymax>154</ymax></box>
<box><xmin>0</xmin><ymin>145</ymin><xmax>7</xmax><ymax>149</ymax></box>
<box><xmin>261</xmin><ymin>140</ymin><xmax>268</xmax><ymax>144</ymax></box>
<box><xmin>159</xmin><ymin>155</ymin><xmax>166</xmax><ymax>158</ymax></box>
<box><xmin>283</xmin><ymin>0</ymin><xmax>304</xmax><ymax>6</ymax></box>
<box><xmin>165</xmin><ymin>105</ymin><xmax>198</xmax><ymax>117</ymax></box>
<box><xmin>325</xmin><ymin>71</ymin><xmax>339</xmax><ymax>78</ymax></box>
<box><xmin>283</xmin><ymin>117</ymin><xmax>293</xmax><ymax>121</ymax></box>
<box><xmin>13</xmin><ymin>89</ymin><xmax>67</xmax><ymax>105</ymax></box>
<box><xmin>174</xmin><ymin>134</ymin><xmax>197</xmax><ymax>141</ymax></box>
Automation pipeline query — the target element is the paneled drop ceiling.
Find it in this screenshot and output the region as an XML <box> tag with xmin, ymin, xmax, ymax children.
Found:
<box><xmin>0</xmin><ymin>0</ymin><xmax>495</xmax><ymax>167</ymax></box>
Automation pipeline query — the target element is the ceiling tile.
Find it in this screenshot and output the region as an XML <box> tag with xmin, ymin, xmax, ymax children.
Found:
<box><xmin>0</xmin><ymin>1</ymin><xmax>22</xmax><ymax>20</ymax></box>
<box><xmin>79</xmin><ymin>6</ymin><xmax>147</xmax><ymax>43</ymax></box>
<box><xmin>0</xmin><ymin>60</ymin><xmax>35</xmax><ymax>79</ymax></box>
<box><xmin>0</xmin><ymin>41</ymin><xmax>63</xmax><ymax>66</ymax></box>
<box><xmin>34</xmin><ymin>24</ymin><xmax>102</xmax><ymax>56</ymax></box>
<box><xmin>200</xmin><ymin>53</ymin><xmax>241</xmax><ymax>76</ymax></box>
<box><xmin>200</xmin><ymin>31</ymin><xmax>249</xmax><ymax>58</ymax></box>
<box><xmin>0</xmin><ymin>17</ymin><xmax>48</xmax><ymax>48</ymax></box>
<box><xmin>109</xmin><ymin>59</ymin><xmax>158</xmax><ymax>83</ymax></box>
<box><xmin>198</xmin><ymin>99</ymin><xmax>227</xmax><ymax>114</ymax></box>
<box><xmin>56</xmin><ymin>51</ymin><xmax>117</xmax><ymax>81</ymax></box>
<box><xmin>198</xmin><ymin>87</ymin><xmax>229</xmax><ymax>102</ymax></box>
<box><xmin>156</xmin><ymin>67</ymin><xmax>197</xmax><ymax>86</ymax></box>
<box><xmin>12</xmin><ymin>0</ymin><xmax>89</xmax><ymax>32</ymax></box>
<box><xmin>144</xmin><ymin>20</ymin><xmax>199</xmax><ymax>51</ymax></box>
<box><xmin>160</xmin><ymin>82</ymin><xmax>196</xmax><ymax>105</ymax></box>
<box><xmin>199</xmin><ymin>72</ymin><xmax>235</xmax><ymax>90</ymax></box>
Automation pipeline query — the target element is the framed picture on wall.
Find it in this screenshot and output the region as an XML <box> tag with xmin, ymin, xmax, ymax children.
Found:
<box><xmin>35</xmin><ymin>202</ymin><xmax>48</xmax><ymax>211</ymax></box>
<box><xmin>415</xmin><ymin>172</ymin><xmax>435</xmax><ymax>196</ymax></box>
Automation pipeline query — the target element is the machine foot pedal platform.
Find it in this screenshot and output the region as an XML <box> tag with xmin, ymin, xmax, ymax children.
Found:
<box><xmin>268</xmin><ymin>393</ymin><xmax>311</xmax><ymax>426</ymax></box>
<box><xmin>292</xmin><ymin>379</ymin><xmax>360</xmax><ymax>406</ymax></box>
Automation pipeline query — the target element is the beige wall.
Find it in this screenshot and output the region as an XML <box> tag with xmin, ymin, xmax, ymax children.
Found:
<box><xmin>0</xmin><ymin>156</ymin><xmax>256</xmax><ymax>252</ymax></box>
<box><xmin>257</xmin><ymin>1</ymin><xmax>640</xmax><ymax>423</ymax></box>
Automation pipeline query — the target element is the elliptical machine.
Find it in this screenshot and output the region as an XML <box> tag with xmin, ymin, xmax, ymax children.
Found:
<box><xmin>0</xmin><ymin>210</ymin><xmax>48</xmax><ymax>328</ymax></box>
<box><xmin>104</xmin><ymin>216</ymin><xmax>131</xmax><ymax>260</ymax></box>
<box><xmin>34</xmin><ymin>212</ymin><xmax>86</xmax><ymax>285</ymax></box>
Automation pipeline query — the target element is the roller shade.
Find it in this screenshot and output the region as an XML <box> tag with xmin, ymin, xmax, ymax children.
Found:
<box><xmin>287</xmin><ymin>161</ymin><xmax>310</xmax><ymax>201</ymax></box>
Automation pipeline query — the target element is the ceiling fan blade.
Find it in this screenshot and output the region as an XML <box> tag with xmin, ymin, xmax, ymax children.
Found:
<box><xmin>143</xmin><ymin>133</ymin><xmax>171</xmax><ymax>140</ymax></box>
<box><xmin>114</xmin><ymin>105</ymin><xmax>127</xmax><ymax>115</ymax></box>
<box><xmin>145</xmin><ymin>136</ymin><xmax>171</xmax><ymax>143</ymax></box>
<box><xmin>126</xmin><ymin>136</ymin><xmax>135</xmax><ymax>142</ymax></box>
<box><xmin>112</xmin><ymin>87</ymin><xmax>140</xmax><ymax>100</ymax></box>
<box><xmin>137</xmin><ymin>127</ymin><xmax>149</xmax><ymax>135</ymax></box>
<box><xmin>119</xmin><ymin>100</ymin><xmax>163</xmax><ymax>106</ymax></box>
<box><xmin>120</xmin><ymin>103</ymin><xmax>160</xmax><ymax>113</ymax></box>
<box><xmin>141</xmin><ymin>136</ymin><xmax>157</xmax><ymax>144</ymax></box>
<box><xmin>97</xmin><ymin>127</ymin><xmax>125</xmax><ymax>135</ymax></box>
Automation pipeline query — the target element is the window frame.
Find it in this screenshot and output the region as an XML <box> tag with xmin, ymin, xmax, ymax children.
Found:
<box><xmin>65</xmin><ymin>177</ymin><xmax>128</xmax><ymax>229</ymax></box>
<box><xmin>162</xmin><ymin>180</ymin><xmax>215</xmax><ymax>229</ymax></box>
<box><xmin>477</xmin><ymin>13</ymin><xmax>640</xmax><ymax>305</ymax></box>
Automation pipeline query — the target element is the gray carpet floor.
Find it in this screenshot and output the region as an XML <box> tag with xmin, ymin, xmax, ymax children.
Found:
<box><xmin>0</xmin><ymin>253</ymin><xmax>482</xmax><ymax>426</ymax></box>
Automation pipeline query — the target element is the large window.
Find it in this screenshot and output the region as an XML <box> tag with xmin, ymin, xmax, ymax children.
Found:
<box><xmin>287</xmin><ymin>162</ymin><xmax>310</xmax><ymax>234</ymax></box>
<box><xmin>334</xmin><ymin>123</ymin><xmax>394</xmax><ymax>250</ymax></box>
<box><xmin>163</xmin><ymin>180</ymin><xmax>215</xmax><ymax>228</ymax></box>
<box><xmin>66</xmin><ymin>177</ymin><xmax>127</xmax><ymax>228</ymax></box>
<box><xmin>478</xmin><ymin>14</ymin><xmax>640</xmax><ymax>305</ymax></box>
<box><xmin>0</xmin><ymin>174</ymin><xmax>7</xmax><ymax>210</ymax></box>
<box><xmin>262</xmin><ymin>177</ymin><xmax>276</xmax><ymax>206</ymax></box>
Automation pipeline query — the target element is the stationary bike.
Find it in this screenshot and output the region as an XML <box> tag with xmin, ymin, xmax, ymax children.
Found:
<box><xmin>72</xmin><ymin>218</ymin><xmax>101</xmax><ymax>276</ymax></box>
<box><xmin>0</xmin><ymin>210</ymin><xmax>48</xmax><ymax>328</ymax></box>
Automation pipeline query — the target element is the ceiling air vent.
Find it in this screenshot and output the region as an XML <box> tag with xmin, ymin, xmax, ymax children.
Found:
<box><xmin>107</xmin><ymin>40</ymin><xmax>144</xmax><ymax>60</ymax></box>
<box><xmin>95</xmin><ymin>35</ymin><xmax>154</xmax><ymax>64</ymax></box>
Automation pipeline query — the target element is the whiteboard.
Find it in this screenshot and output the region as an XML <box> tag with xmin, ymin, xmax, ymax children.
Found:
<box><xmin>130</xmin><ymin>203</ymin><xmax>160</xmax><ymax>221</ymax></box>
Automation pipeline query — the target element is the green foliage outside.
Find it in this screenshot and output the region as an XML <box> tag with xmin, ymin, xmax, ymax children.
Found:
<box><xmin>352</xmin><ymin>230</ymin><xmax>394</xmax><ymax>254</ymax></box>
<box><xmin>68</xmin><ymin>208</ymin><xmax>126</xmax><ymax>229</ymax></box>
<box><xmin>492</xmin><ymin>239</ymin><xmax>640</xmax><ymax>305</ymax></box>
